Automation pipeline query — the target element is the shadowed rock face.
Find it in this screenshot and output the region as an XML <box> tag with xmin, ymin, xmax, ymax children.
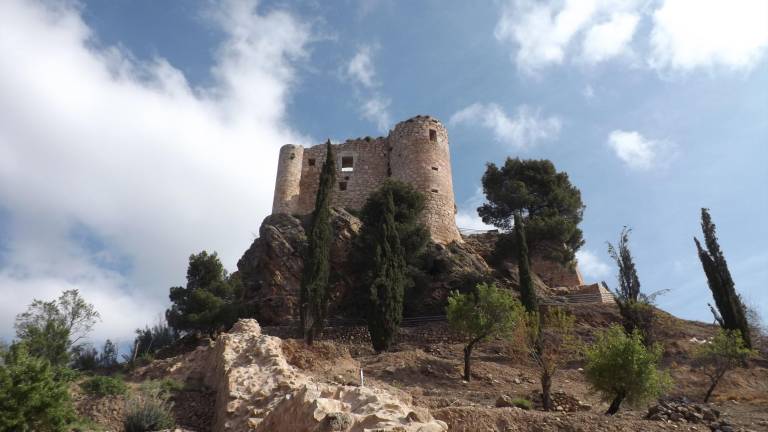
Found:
<box><xmin>237</xmin><ymin>209</ymin><xmax>585</xmax><ymax>326</ymax></box>
<box><xmin>236</xmin><ymin>209</ymin><xmax>498</xmax><ymax>325</ymax></box>
<box><xmin>236</xmin><ymin>209</ymin><xmax>361</xmax><ymax>325</ymax></box>
<box><xmin>205</xmin><ymin>319</ymin><xmax>448</xmax><ymax>432</ymax></box>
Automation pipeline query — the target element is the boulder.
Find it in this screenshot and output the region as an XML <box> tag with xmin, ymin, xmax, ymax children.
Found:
<box><xmin>204</xmin><ymin>319</ymin><xmax>447</xmax><ymax>432</ymax></box>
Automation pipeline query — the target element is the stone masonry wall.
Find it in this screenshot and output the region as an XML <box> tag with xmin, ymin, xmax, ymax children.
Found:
<box><xmin>296</xmin><ymin>137</ymin><xmax>389</xmax><ymax>215</ymax></box>
<box><xmin>389</xmin><ymin>116</ymin><xmax>461</xmax><ymax>244</ymax></box>
<box><xmin>271</xmin><ymin>144</ymin><xmax>303</xmax><ymax>214</ymax></box>
<box><xmin>271</xmin><ymin>115</ymin><xmax>462</xmax><ymax>244</ymax></box>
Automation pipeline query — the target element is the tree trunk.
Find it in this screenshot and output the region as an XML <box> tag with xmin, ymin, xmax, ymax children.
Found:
<box><xmin>704</xmin><ymin>376</ymin><xmax>721</xmax><ymax>403</ymax></box>
<box><xmin>606</xmin><ymin>392</ymin><xmax>624</xmax><ymax>415</ymax></box>
<box><xmin>541</xmin><ymin>370</ymin><xmax>553</xmax><ymax>411</ymax></box>
<box><xmin>463</xmin><ymin>342</ymin><xmax>474</xmax><ymax>381</ymax></box>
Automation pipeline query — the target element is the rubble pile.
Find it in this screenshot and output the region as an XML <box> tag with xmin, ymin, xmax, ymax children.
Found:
<box><xmin>529</xmin><ymin>391</ymin><xmax>592</xmax><ymax>412</ymax></box>
<box><xmin>646</xmin><ymin>398</ymin><xmax>737</xmax><ymax>432</ymax></box>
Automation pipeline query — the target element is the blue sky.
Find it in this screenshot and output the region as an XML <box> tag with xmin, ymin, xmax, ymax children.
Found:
<box><xmin>0</xmin><ymin>0</ymin><xmax>766</xmax><ymax>345</ymax></box>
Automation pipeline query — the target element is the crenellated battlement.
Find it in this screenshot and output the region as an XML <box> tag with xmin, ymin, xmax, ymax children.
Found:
<box><xmin>271</xmin><ymin>115</ymin><xmax>462</xmax><ymax>244</ymax></box>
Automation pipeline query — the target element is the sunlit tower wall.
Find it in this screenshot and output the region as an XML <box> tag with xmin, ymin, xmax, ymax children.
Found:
<box><xmin>272</xmin><ymin>144</ymin><xmax>304</xmax><ymax>214</ymax></box>
<box><xmin>389</xmin><ymin>116</ymin><xmax>462</xmax><ymax>244</ymax></box>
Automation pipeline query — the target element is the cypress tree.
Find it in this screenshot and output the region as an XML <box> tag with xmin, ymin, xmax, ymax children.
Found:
<box><xmin>514</xmin><ymin>212</ymin><xmax>538</xmax><ymax>313</ymax></box>
<box><xmin>300</xmin><ymin>140</ymin><xmax>335</xmax><ymax>345</ymax></box>
<box><xmin>607</xmin><ymin>227</ymin><xmax>641</xmax><ymax>303</ymax></box>
<box><xmin>367</xmin><ymin>190</ymin><xmax>407</xmax><ymax>352</ymax></box>
<box><xmin>607</xmin><ymin>227</ymin><xmax>656</xmax><ymax>346</ymax></box>
<box><xmin>695</xmin><ymin>208</ymin><xmax>751</xmax><ymax>348</ymax></box>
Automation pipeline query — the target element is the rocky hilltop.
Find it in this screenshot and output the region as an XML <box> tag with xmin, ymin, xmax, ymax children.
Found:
<box><xmin>235</xmin><ymin>209</ymin><xmax>560</xmax><ymax>326</ymax></box>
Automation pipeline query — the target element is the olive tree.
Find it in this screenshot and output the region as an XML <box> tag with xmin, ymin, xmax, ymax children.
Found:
<box><xmin>694</xmin><ymin>329</ymin><xmax>754</xmax><ymax>402</ymax></box>
<box><xmin>447</xmin><ymin>283</ymin><xmax>523</xmax><ymax>381</ymax></box>
<box><xmin>521</xmin><ymin>308</ymin><xmax>579</xmax><ymax>411</ymax></box>
<box><xmin>584</xmin><ymin>325</ymin><xmax>670</xmax><ymax>415</ymax></box>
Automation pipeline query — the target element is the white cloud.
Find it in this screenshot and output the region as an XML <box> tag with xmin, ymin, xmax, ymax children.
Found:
<box><xmin>582</xmin><ymin>12</ymin><xmax>640</xmax><ymax>63</ymax></box>
<box><xmin>347</xmin><ymin>45</ymin><xmax>376</xmax><ymax>88</ymax></box>
<box><xmin>0</xmin><ymin>0</ymin><xmax>311</xmax><ymax>342</ymax></box>
<box><xmin>494</xmin><ymin>0</ymin><xmax>641</xmax><ymax>73</ymax></box>
<box><xmin>575</xmin><ymin>249</ymin><xmax>612</xmax><ymax>281</ymax></box>
<box><xmin>455</xmin><ymin>187</ymin><xmax>496</xmax><ymax>232</ymax></box>
<box><xmin>495</xmin><ymin>0</ymin><xmax>768</xmax><ymax>74</ymax></box>
<box><xmin>649</xmin><ymin>0</ymin><xmax>768</xmax><ymax>72</ymax></box>
<box><xmin>450</xmin><ymin>103</ymin><xmax>561</xmax><ymax>149</ymax></box>
<box><xmin>362</xmin><ymin>96</ymin><xmax>392</xmax><ymax>133</ymax></box>
<box><xmin>607</xmin><ymin>130</ymin><xmax>676</xmax><ymax>170</ymax></box>
<box><xmin>344</xmin><ymin>45</ymin><xmax>392</xmax><ymax>132</ymax></box>
<box><xmin>582</xmin><ymin>84</ymin><xmax>595</xmax><ymax>99</ymax></box>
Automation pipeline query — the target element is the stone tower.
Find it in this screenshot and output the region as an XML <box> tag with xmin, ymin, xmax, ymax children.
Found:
<box><xmin>272</xmin><ymin>144</ymin><xmax>303</xmax><ymax>214</ymax></box>
<box><xmin>270</xmin><ymin>115</ymin><xmax>462</xmax><ymax>244</ymax></box>
<box><xmin>389</xmin><ymin>116</ymin><xmax>461</xmax><ymax>244</ymax></box>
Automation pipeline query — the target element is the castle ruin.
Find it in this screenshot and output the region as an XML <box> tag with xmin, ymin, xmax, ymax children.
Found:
<box><xmin>271</xmin><ymin>115</ymin><xmax>462</xmax><ymax>244</ymax></box>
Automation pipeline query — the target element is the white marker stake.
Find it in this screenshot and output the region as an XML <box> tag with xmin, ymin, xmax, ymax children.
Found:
<box><xmin>360</xmin><ymin>368</ymin><xmax>364</xmax><ymax>387</ymax></box>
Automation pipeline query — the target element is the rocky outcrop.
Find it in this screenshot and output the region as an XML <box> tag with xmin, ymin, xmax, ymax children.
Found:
<box><xmin>237</xmin><ymin>210</ymin><xmax>592</xmax><ymax>324</ymax></box>
<box><xmin>238</xmin><ymin>209</ymin><xmax>495</xmax><ymax>323</ymax></box>
<box><xmin>205</xmin><ymin>319</ymin><xmax>448</xmax><ymax>432</ymax></box>
<box><xmin>237</xmin><ymin>209</ymin><xmax>361</xmax><ymax>325</ymax></box>
<box><xmin>463</xmin><ymin>232</ymin><xmax>582</xmax><ymax>290</ymax></box>
<box><xmin>404</xmin><ymin>241</ymin><xmax>493</xmax><ymax>316</ymax></box>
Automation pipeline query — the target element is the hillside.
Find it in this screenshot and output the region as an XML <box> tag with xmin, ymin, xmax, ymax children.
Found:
<box><xmin>68</xmin><ymin>210</ymin><xmax>768</xmax><ymax>431</ymax></box>
<box><xmin>71</xmin><ymin>304</ymin><xmax>768</xmax><ymax>432</ymax></box>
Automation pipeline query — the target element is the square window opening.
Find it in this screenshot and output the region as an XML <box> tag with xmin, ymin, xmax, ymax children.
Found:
<box><xmin>430</xmin><ymin>189</ymin><xmax>439</xmax><ymax>194</ymax></box>
<box><xmin>308</xmin><ymin>158</ymin><xmax>316</xmax><ymax>167</ymax></box>
<box><xmin>431</xmin><ymin>166</ymin><xmax>439</xmax><ymax>171</ymax></box>
<box><xmin>341</xmin><ymin>156</ymin><xmax>354</xmax><ymax>172</ymax></box>
<box><xmin>339</xmin><ymin>182</ymin><xmax>348</xmax><ymax>191</ymax></box>
<box><xmin>429</xmin><ymin>129</ymin><xmax>437</xmax><ymax>142</ymax></box>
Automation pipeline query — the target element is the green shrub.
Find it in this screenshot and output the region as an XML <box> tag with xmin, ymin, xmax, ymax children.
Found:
<box><xmin>0</xmin><ymin>343</ymin><xmax>76</xmax><ymax>431</ymax></box>
<box><xmin>155</xmin><ymin>378</ymin><xmax>183</xmax><ymax>394</ymax></box>
<box><xmin>67</xmin><ymin>417</ymin><xmax>106</xmax><ymax>432</ymax></box>
<box><xmin>512</xmin><ymin>398</ymin><xmax>532</xmax><ymax>410</ymax></box>
<box><xmin>80</xmin><ymin>375</ymin><xmax>127</xmax><ymax>397</ymax></box>
<box><xmin>123</xmin><ymin>382</ymin><xmax>174</xmax><ymax>432</ymax></box>
<box><xmin>584</xmin><ymin>325</ymin><xmax>671</xmax><ymax>415</ymax></box>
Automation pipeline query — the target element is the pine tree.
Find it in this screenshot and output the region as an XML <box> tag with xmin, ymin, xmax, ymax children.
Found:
<box><xmin>514</xmin><ymin>212</ymin><xmax>538</xmax><ymax>313</ymax></box>
<box><xmin>166</xmin><ymin>251</ymin><xmax>243</xmax><ymax>337</ymax></box>
<box><xmin>300</xmin><ymin>140</ymin><xmax>335</xmax><ymax>344</ymax></box>
<box><xmin>367</xmin><ymin>190</ymin><xmax>407</xmax><ymax>352</ymax></box>
<box><xmin>695</xmin><ymin>208</ymin><xmax>751</xmax><ymax>348</ymax></box>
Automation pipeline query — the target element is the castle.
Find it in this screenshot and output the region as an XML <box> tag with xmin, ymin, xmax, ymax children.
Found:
<box><xmin>271</xmin><ymin>115</ymin><xmax>462</xmax><ymax>244</ymax></box>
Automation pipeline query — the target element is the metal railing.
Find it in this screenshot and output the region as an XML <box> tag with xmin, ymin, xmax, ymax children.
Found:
<box><xmin>457</xmin><ymin>227</ymin><xmax>499</xmax><ymax>235</ymax></box>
